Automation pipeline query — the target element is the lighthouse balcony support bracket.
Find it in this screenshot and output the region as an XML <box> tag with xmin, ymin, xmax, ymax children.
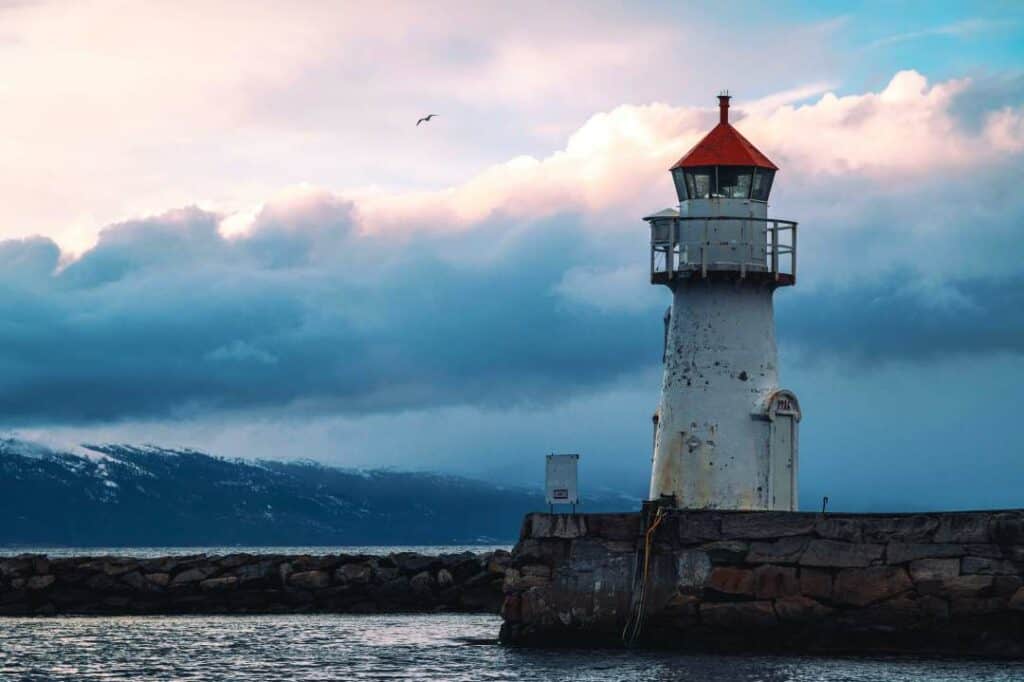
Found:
<box><xmin>648</xmin><ymin>216</ymin><xmax>797</xmax><ymax>287</ymax></box>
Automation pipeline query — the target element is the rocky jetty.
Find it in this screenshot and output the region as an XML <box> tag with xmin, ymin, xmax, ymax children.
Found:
<box><xmin>0</xmin><ymin>550</ymin><xmax>509</xmax><ymax>615</ymax></box>
<box><xmin>501</xmin><ymin>510</ymin><xmax>1024</xmax><ymax>657</ymax></box>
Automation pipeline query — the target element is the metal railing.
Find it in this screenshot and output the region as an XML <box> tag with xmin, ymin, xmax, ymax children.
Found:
<box><xmin>649</xmin><ymin>216</ymin><xmax>797</xmax><ymax>283</ymax></box>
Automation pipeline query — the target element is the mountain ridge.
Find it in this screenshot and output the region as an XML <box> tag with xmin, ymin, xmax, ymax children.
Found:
<box><xmin>0</xmin><ymin>438</ymin><xmax>634</xmax><ymax>546</ymax></box>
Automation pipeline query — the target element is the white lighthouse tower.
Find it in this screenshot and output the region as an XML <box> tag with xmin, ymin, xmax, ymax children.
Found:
<box><xmin>646</xmin><ymin>93</ymin><xmax>801</xmax><ymax>511</ymax></box>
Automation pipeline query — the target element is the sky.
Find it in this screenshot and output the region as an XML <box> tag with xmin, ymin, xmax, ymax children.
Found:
<box><xmin>1</xmin><ymin>0</ymin><xmax>1023</xmax><ymax>511</ymax></box>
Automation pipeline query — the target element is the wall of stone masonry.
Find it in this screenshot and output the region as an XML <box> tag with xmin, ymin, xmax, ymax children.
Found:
<box><xmin>0</xmin><ymin>551</ymin><xmax>508</xmax><ymax>616</ymax></box>
<box><xmin>500</xmin><ymin>510</ymin><xmax>1024</xmax><ymax>657</ymax></box>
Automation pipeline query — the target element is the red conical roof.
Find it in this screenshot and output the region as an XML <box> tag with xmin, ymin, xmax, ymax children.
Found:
<box><xmin>670</xmin><ymin>95</ymin><xmax>778</xmax><ymax>171</ymax></box>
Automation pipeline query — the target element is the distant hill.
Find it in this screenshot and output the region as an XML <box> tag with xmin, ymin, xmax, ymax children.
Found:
<box><xmin>0</xmin><ymin>438</ymin><xmax>635</xmax><ymax>547</ymax></box>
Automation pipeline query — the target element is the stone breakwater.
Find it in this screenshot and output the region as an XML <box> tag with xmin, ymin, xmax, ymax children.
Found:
<box><xmin>0</xmin><ymin>550</ymin><xmax>509</xmax><ymax>616</ymax></box>
<box><xmin>500</xmin><ymin>510</ymin><xmax>1024</xmax><ymax>657</ymax></box>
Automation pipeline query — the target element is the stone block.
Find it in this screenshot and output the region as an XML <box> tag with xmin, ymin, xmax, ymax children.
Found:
<box><xmin>833</xmin><ymin>566</ymin><xmax>911</xmax><ymax>606</ymax></box>
<box><xmin>886</xmin><ymin>543</ymin><xmax>964</xmax><ymax>564</ymax></box>
<box><xmin>288</xmin><ymin>570</ymin><xmax>330</xmax><ymax>590</ymax></box>
<box><xmin>706</xmin><ymin>567</ymin><xmax>754</xmax><ymax>596</ymax></box>
<box><xmin>588</xmin><ymin>514</ymin><xmax>641</xmax><ymax>541</ymax></box>
<box><xmin>950</xmin><ymin>597</ymin><xmax>1008</xmax><ymax>616</ymax></box>
<box><xmin>675</xmin><ymin>550</ymin><xmax>712</xmax><ymax>591</ymax></box>
<box><xmin>1009</xmin><ymin>587</ymin><xmax>1024</xmax><ymax>611</ymax></box>
<box><xmin>860</xmin><ymin>515</ymin><xmax>938</xmax><ymax>543</ymax></box>
<box><xmin>814</xmin><ymin>518</ymin><xmax>862</xmax><ymax>542</ymax></box>
<box><xmin>676</xmin><ymin>513</ymin><xmax>722</xmax><ymax>543</ymax></box>
<box><xmin>908</xmin><ymin>559</ymin><xmax>959</xmax><ymax>582</ymax></box>
<box><xmin>752</xmin><ymin>565</ymin><xmax>799</xmax><ymax>599</ymax></box>
<box><xmin>720</xmin><ymin>513</ymin><xmax>815</xmax><ymax>539</ymax></box>
<box><xmin>698</xmin><ymin>541</ymin><xmax>749</xmax><ymax>563</ymax></box>
<box><xmin>993</xmin><ymin>576</ymin><xmax>1023</xmax><ymax>596</ymax></box>
<box><xmin>663</xmin><ymin>592</ymin><xmax>700</xmax><ymax>616</ymax></box>
<box><xmin>774</xmin><ymin>595</ymin><xmax>833</xmax><ymax>622</ymax></box>
<box><xmin>746</xmin><ymin>537</ymin><xmax>809</xmax><ymax>564</ymax></box>
<box><xmin>799</xmin><ymin>568</ymin><xmax>832</xmax><ymax>600</ymax></box>
<box><xmin>934</xmin><ymin>514</ymin><xmax>991</xmax><ymax>544</ymax></box>
<box><xmin>700</xmin><ymin>601</ymin><xmax>777</xmax><ymax>628</ymax></box>
<box><xmin>437</xmin><ymin>569</ymin><xmax>454</xmax><ymax>588</ymax></box>
<box><xmin>530</xmin><ymin>514</ymin><xmax>588</xmax><ymax>540</ymax></box>
<box><xmin>800</xmin><ymin>540</ymin><xmax>883</xmax><ymax>568</ymax></box>
<box><xmin>990</xmin><ymin>513</ymin><xmax>1024</xmax><ymax>545</ymax></box>
<box><xmin>918</xmin><ymin>595</ymin><xmax>949</xmax><ymax>619</ymax></box>
<box><xmin>941</xmin><ymin>575</ymin><xmax>993</xmax><ymax>598</ymax></box>
<box><xmin>521</xmin><ymin>564</ymin><xmax>552</xmax><ymax>579</ymax></box>
<box><xmin>961</xmin><ymin>556</ymin><xmax>1019</xmax><ymax>575</ymax></box>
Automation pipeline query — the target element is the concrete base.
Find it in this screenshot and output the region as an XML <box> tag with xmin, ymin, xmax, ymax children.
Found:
<box><xmin>499</xmin><ymin>509</ymin><xmax>1024</xmax><ymax>658</ymax></box>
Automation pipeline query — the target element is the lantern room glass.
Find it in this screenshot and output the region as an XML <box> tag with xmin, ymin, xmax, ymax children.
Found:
<box><xmin>675</xmin><ymin>166</ymin><xmax>775</xmax><ymax>202</ymax></box>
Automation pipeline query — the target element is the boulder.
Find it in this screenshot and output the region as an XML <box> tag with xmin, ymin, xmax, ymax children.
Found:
<box><xmin>171</xmin><ymin>566</ymin><xmax>217</xmax><ymax>586</ymax></box>
<box><xmin>410</xmin><ymin>571</ymin><xmax>435</xmax><ymax>595</ymax></box>
<box><xmin>700</xmin><ymin>601</ymin><xmax>777</xmax><ymax>628</ymax></box>
<box><xmin>774</xmin><ymin>595</ymin><xmax>832</xmax><ymax>621</ymax></box>
<box><xmin>833</xmin><ymin>566</ymin><xmax>911</xmax><ymax>606</ymax></box>
<box><xmin>390</xmin><ymin>553</ymin><xmax>436</xmax><ymax>574</ymax></box>
<box><xmin>26</xmin><ymin>575</ymin><xmax>55</xmax><ymax>591</ymax></box>
<box><xmin>798</xmin><ymin>568</ymin><xmax>832</xmax><ymax>600</ymax></box>
<box><xmin>437</xmin><ymin>569</ymin><xmax>454</xmax><ymax>589</ymax></box>
<box><xmin>200</xmin><ymin>576</ymin><xmax>239</xmax><ymax>592</ymax></box>
<box><xmin>288</xmin><ymin>570</ymin><xmax>330</xmax><ymax>590</ymax></box>
<box><xmin>800</xmin><ymin>540</ymin><xmax>883</xmax><ymax>568</ymax></box>
<box><xmin>335</xmin><ymin>563</ymin><xmax>372</xmax><ymax>584</ymax></box>
<box><xmin>752</xmin><ymin>565</ymin><xmax>799</xmax><ymax>599</ymax></box>
<box><xmin>145</xmin><ymin>573</ymin><xmax>170</xmax><ymax>587</ymax></box>
<box><xmin>908</xmin><ymin>559</ymin><xmax>959</xmax><ymax>582</ymax></box>
<box><xmin>746</xmin><ymin>536</ymin><xmax>809</xmax><ymax>564</ymax></box>
<box><xmin>234</xmin><ymin>561</ymin><xmax>276</xmax><ymax>585</ymax></box>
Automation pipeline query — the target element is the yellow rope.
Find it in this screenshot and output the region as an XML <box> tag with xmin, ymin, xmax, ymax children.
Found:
<box><xmin>623</xmin><ymin>506</ymin><xmax>667</xmax><ymax>645</ymax></box>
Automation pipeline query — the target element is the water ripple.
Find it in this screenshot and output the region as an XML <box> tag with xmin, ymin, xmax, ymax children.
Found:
<box><xmin>0</xmin><ymin>614</ymin><xmax>1021</xmax><ymax>681</ymax></box>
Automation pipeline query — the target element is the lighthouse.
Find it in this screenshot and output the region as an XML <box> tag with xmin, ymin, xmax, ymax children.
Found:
<box><xmin>646</xmin><ymin>92</ymin><xmax>801</xmax><ymax>511</ymax></box>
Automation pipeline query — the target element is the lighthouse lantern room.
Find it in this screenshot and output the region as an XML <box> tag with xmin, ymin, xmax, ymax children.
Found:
<box><xmin>646</xmin><ymin>92</ymin><xmax>801</xmax><ymax>511</ymax></box>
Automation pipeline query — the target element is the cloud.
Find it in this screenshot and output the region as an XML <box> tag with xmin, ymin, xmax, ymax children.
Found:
<box><xmin>0</xmin><ymin>71</ymin><xmax>1022</xmax><ymax>427</ymax></box>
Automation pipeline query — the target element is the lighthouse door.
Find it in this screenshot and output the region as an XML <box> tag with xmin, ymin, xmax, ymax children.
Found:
<box><xmin>770</xmin><ymin>415</ymin><xmax>795</xmax><ymax>510</ymax></box>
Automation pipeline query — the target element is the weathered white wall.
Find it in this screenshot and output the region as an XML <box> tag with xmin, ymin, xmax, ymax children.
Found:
<box><xmin>650</xmin><ymin>280</ymin><xmax>794</xmax><ymax>509</ymax></box>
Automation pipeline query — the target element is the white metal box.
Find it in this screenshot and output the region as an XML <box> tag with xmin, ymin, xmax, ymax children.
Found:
<box><xmin>545</xmin><ymin>454</ymin><xmax>579</xmax><ymax>506</ymax></box>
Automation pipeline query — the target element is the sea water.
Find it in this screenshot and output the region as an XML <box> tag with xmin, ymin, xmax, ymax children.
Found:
<box><xmin>0</xmin><ymin>613</ymin><xmax>1021</xmax><ymax>681</ymax></box>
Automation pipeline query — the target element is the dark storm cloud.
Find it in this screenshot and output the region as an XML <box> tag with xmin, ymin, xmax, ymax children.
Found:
<box><xmin>1</xmin><ymin>175</ymin><xmax>1022</xmax><ymax>425</ymax></box>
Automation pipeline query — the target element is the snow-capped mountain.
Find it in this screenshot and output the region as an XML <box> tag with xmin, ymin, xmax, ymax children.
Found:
<box><xmin>0</xmin><ymin>438</ymin><xmax>633</xmax><ymax>547</ymax></box>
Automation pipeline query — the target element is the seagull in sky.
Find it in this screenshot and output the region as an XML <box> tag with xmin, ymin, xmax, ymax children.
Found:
<box><xmin>416</xmin><ymin>114</ymin><xmax>438</xmax><ymax>126</ymax></box>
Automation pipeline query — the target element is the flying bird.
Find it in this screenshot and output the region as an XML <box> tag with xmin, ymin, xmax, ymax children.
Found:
<box><xmin>416</xmin><ymin>114</ymin><xmax>438</xmax><ymax>126</ymax></box>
